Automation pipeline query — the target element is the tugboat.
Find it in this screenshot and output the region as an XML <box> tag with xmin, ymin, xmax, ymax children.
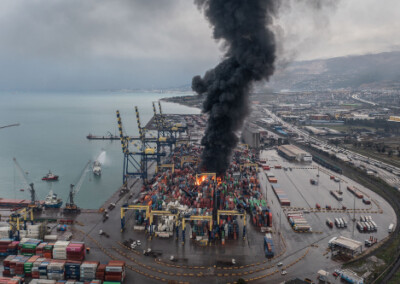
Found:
<box><xmin>42</xmin><ymin>171</ymin><xmax>59</xmax><ymax>181</ymax></box>
<box><xmin>43</xmin><ymin>190</ymin><xmax>63</xmax><ymax>208</ymax></box>
<box><xmin>93</xmin><ymin>161</ymin><xmax>101</xmax><ymax>176</ymax></box>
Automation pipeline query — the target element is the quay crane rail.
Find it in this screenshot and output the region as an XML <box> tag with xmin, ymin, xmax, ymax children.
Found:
<box><xmin>64</xmin><ymin>160</ymin><xmax>91</xmax><ymax>213</ymax></box>
<box><xmin>13</xmin><ymin>157</ymin><xmax>41</xmax><ymax>211</ymax></box>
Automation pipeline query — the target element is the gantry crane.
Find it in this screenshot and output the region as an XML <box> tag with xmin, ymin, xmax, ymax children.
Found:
<box><xmin>149</xmin><ymin>210</ymin><xmax>179</xmax><ymax>239</ymax></box>
<box><xmin>158</xmin><ymin>101</ymin><xmax>188</xmax><ymax>137</ymax></box>
<box><xmin>181</xmin><ymin>215</ymin><xmax>213</xmax><ymax>244</ymax></box>
<box><xmin>152</xmin><ymin>102</ymin><xmax>176</xmax><ymax>152</ymax></box>
<box><xmin>116</xmin><ymin>109</ymin><xmax>165</xmax><ymax>183</ymax></box>
<box><xmin>8</xmin><ymin>207</ymin><xmax>34</xmax><ymax>240</ymax></box>
<box><xmin>120</xmin><ymin>204</ymin><xmax>150</xmax><ymax>232</ymax></box>
<box><xmin>63</xmin><ymin>160</ymin><xmax>91</xmax><ymax>214</ymax></box>
<box><xmin>13</xmin><ymin>158</ymin><xmax>41</xmax><ymax>211</ymax></box>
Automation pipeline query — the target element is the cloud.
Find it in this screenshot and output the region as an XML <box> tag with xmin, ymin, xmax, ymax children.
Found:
<box><xmin>0</xmin><ymin>0</ymin><xmax>398</xmax><ymax>91</ymax></box>
<box><xmin>0</xmin><ymin>0</ymin><xmax>221</xmax><ymax>91</ymax></box>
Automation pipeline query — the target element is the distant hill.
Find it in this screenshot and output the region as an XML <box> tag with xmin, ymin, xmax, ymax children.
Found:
<box><xmin>267</xmin><ymin>51</ymin><xmax>400</xmax><ymax>91</ymax></box>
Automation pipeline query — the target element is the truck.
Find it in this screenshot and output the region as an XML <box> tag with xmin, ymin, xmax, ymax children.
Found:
<box><xmin>330</xmin><ymin>190</ymin><xmax>343</xmax><ymax>201</ymax></box>
<box><xmin>326</xmin><ymin>218</ymin><xmax>333</xmax><ymax>228</ymax></box>
<box><xmin>362</xmin><ymin>198</ymin><xmax>371</xmax><ymax>205</ymax></box>
<box><xmin>264</xmin><ymin>236</ymin><xmax>275</xmax><ymax>258</ymax></box>
<box><xmin>341</xmin><ymin>218</ymin><xmax>347</xmax><ymax>228</ymax></box>
<box><xmin>335</xmin><ymin>218</ymin><xmax>341</xmax><ymax>228</ymax></box>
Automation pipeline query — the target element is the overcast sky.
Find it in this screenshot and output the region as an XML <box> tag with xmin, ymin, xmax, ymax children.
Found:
<box><xmin>0</xmin><ymin>0</ymin><xmax>399</xmax><ymax>91</ymax></box>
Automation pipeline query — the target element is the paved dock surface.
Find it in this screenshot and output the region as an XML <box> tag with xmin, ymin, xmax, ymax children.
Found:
<box><xmin>63</xmin><ymin>149</ymin><xmax>396</xmax><ymax>283</ymax></box>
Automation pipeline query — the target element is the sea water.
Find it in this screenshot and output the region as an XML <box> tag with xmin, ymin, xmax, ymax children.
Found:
<box><xmin>0</xmin><ymin>91</ymin><xmax>199</xmax><ymax>208</ymax></box>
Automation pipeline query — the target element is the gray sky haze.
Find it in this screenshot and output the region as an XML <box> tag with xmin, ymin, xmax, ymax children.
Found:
<box><xmin>0</xmin><ymin>0</ymin><xmax>399</xmax><ymax>91</ymax></box>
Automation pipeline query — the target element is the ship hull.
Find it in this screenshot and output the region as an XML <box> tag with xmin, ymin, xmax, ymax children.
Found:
<box><xmin>44</xmin><ymin>201</ymin><xmax>63</xmax><ymax>208</ymax></box>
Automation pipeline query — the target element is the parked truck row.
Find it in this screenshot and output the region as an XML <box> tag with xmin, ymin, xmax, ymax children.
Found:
<box><xmin>334</xmin><ymin>217</ymin><xmax>348</xmax><ymax>228</ymax></box>
<box><xmin>357</xmin><ymin>216</ymin><xmax>378</xmax><ymax>232</ymax></box>
<box><xmin>326</xmin><ymin>217</ymin><xmax>347</xmax><ymax>229</ymax></box>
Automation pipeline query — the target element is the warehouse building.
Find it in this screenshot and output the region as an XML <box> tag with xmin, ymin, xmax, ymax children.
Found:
<box><xmin>329</xmin><ymin>236</ymin><xmax>363</xmax><ymax>257</ymax></box>
<box><xmin>277</xmin><ymin>144</ymin><xmax>312</xmax><ymax>162</ymax></box>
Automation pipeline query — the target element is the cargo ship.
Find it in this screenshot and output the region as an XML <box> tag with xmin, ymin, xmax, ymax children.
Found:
<box><xmin>43</xmin><ymin>190</ymin><xmax>63</xmax><ymax>208</ymax></box>
<box><xmin>86</xmin><ymin>133</ymin><xmax>119</xmax><ymax>140</ymax></box>
<box><xmin>42</xmin><ymin>171</ymin><xmax>59</xmax><ymax>181</ymax></box>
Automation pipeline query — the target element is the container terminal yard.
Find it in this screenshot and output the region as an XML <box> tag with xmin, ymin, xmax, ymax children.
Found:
<box><xmin>0</xmin><ymin>104</ymin><xmax>397</xmax><ymax>284</ymax></box>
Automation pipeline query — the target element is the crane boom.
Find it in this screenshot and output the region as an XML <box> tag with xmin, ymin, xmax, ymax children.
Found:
<box><xmin>13</xmin><ymin>157</ymin><xmax>30</xmax><ymax>190</ymax></box>
<box><xmin>13</xmin><ymin>158</ymin><xmax>36</xmax><ymax>204</ymax></box>
<box><xmin>152</xmin><ymin>102</ymin><xmax>160</xmax><ymax>130</ymax></box>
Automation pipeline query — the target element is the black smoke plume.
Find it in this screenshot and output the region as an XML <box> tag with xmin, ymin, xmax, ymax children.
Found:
<box><xmin>192</xmin><ymin>0</ymin><xmax>277</xmax><ymax>174</ymax></box>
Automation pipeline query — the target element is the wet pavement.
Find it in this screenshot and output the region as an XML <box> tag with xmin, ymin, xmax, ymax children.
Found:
<box><xmin>61</xmin><ymin>148</ymin><xmax>396</xmax><ymax>283</ymax></box>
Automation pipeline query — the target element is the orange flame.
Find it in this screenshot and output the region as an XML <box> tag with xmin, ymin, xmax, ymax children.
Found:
<box><xmin>196</xmin><ymin>175</ymin><xmax>208</xmax><ymax>186</ymax></box>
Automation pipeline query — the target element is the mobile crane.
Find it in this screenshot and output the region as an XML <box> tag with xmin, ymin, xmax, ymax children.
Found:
<box><xmin>13</xmin><ymin>158</ymin><xmax>42</xmax><ymax>211</ymax></box>
<box><xmin>64</xmin><ymin>160</ymin><xmax>91</xmax><ymax>214</ymax></box>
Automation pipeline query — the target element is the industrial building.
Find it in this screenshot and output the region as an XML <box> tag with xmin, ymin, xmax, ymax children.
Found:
<box><xmin>241</xmin><ymin>123</ymin><xmax>260</xmax><ymax>148</ymax></box>
<box><xmin>304</xmin><ymin>126</ymin><xmax>327</xmax><ymax>135</ymax></box>
<box><xmin>277</xmin><ymin>144</ymin><xmax>312</xmax><ymax>162</ymax></box>
<box><xmin>328</xmin><ymin>236</ymin><xmax>363</xmax><ymax>257</ymax></box>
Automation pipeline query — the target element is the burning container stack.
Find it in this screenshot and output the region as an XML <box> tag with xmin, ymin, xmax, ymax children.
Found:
<box><xmin>132</xmin><ymin>144</ymin><xmax>272</xmax><ymax>242</ymax></box>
